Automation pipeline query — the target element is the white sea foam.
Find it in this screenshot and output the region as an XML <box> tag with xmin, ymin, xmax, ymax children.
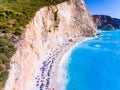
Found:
<box><xmin>57</xmin><ymin>38</ymin><xmax>93</xmax><ymax>90</ymax></box>
<box><xmin>57</xmin><ymin>50</ymin><xmax>71</xmax><ymax>90</ymax></box>
<box><xmin>94</xmin><ymin>44</ymin><xmax>101</xmax><ymax>47</ymax></box>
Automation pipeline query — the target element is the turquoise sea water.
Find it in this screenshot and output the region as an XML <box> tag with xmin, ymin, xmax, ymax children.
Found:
<box><xmin>66</xmin><ymin>29</ymin><xmax>120</xmax><ymax>90</ymax></box>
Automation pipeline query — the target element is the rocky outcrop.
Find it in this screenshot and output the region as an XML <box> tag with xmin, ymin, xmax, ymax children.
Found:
<box><xmin>102</xmin><ymin>24</ymin><xmax>115</xmax><ymax>30</ymax></box>
<box><xmin>4</xmin><ymin>0</ymin><xmax>97</xmax><ymax>90</ymax></box>
<box><xmin>92</xmin><ymin>15</ymin><xmax>120</xmax><ymax>30</ymax></box>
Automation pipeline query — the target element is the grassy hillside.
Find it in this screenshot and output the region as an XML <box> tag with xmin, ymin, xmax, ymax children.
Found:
<box><xmin>0</xmin><ymin>0</ymin><xmax>67</xmax><ymax>88</ymax></box>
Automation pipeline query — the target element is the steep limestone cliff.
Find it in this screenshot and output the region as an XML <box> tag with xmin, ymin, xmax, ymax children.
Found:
<box><xmin>4</xmin><ymin>0</ymin><xmax>97</xmax><ymax>90</ymax></box>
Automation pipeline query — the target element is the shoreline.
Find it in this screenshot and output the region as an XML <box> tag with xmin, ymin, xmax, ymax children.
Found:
<box><xmin>49</xmin><ymin>37</ymin><xmax>93</xmax><ymax>90</ymax></box>
<box><xmin>4</xmin><ymin>37</ymin><xmax>93</xmax><ymax>90</ymax></box>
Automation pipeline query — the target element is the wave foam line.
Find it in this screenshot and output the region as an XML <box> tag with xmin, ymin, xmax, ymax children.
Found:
<box><xmin>57</xmin><ymin>38</ymin><xmax>93</xmax><ymax>90</ymax></box>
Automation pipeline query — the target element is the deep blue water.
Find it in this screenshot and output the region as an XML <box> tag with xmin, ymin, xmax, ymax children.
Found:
<box><xmin>66</xmin><ymin>29</ymin><xmax>120</xmax><ymax>90</ymax></box>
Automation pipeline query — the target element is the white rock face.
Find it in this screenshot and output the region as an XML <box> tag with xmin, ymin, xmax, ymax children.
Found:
<box><xmin>4</xmin><ymin>0</ymin><xmax>97</xmax><ymax>90</ymax></box>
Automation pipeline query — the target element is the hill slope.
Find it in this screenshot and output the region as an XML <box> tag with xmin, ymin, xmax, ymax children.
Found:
<box><xmin>92</xmin><ymin>15</ymin><xmax>120</xmax><ymax>30</ymax></box>
<box><xmin>0</xmin><ymin>0</ymin><xmax>67</xmax><ymax>89</ymax></box>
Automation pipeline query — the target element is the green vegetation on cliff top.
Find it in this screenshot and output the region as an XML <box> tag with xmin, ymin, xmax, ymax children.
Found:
<box><xmin>0</xmin><ymin>0</ymin><xmax>67</xmax><ymax>88</ymax></box>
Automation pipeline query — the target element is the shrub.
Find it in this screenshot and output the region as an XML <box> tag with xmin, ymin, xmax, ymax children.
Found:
<box><xmin>13</xmin><ymin>28</ymin><xmax>22</xmax><ymax>36</ymax></box>
<box><xmin>54</xmin><ymin>10</ymin><xmax>58</xmax><ymax>21</ymax></box>
<box><xmin>0</xmin><ymin>70</ymin><xmax>9</xmax><ymax>88</ymax></box>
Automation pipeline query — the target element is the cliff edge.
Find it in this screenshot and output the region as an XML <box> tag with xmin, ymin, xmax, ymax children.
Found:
<box><xmin>4</xmin><ymin>0</ymin><xmax>97</xmax><ymax>90</ymax></box>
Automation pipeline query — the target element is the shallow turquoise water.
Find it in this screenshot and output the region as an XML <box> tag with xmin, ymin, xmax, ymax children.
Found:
<box><xmin>66</xmin><ymin>29</ymin><xmax>120</xmax><ymax>90</ymax></box>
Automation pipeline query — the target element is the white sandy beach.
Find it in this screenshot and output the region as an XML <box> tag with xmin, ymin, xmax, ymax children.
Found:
<box><xmin>30</xmin><ymin>37</ymin><xmax>93</xmax><ymax>90</ymax></box>
<box><xmin>48</xmin><ymin>37</ymin><xmax>93</xmax><ymax>90</ymax></box>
